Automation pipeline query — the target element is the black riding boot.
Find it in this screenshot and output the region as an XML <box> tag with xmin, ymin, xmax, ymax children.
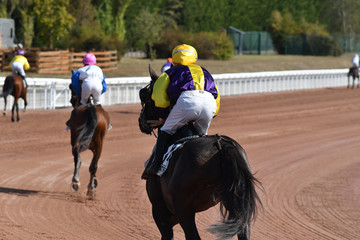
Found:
<box><xmin>21</xmin><ymin>75</ymin><xmax>28</xmax><ymax>88</ymax></box>
<box><xmin>143</xmin><ymin>130</ymin><xmax>172</xmax><ymax>178</ymax></box>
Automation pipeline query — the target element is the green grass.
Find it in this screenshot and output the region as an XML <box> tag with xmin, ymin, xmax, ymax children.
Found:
<box><xmin>110</xmin><ymin>53</ymin><xmax>353</xmax><ymax>77</ymax></box>
<box><xmin>2</xmin><ymin>53</ymin><xmax>354</xmax><ymax>79</ymax></box>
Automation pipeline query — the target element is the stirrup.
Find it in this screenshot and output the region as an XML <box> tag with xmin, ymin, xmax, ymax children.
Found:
<box><xmin>108</xmin><ymin>122</ymin><xmax>112</xmax><ymax>131</ymax></box>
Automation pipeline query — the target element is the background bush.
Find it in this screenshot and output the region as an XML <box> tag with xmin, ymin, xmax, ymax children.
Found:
<box><xmin>154</xmin><ymin>30</ymin><xmax>233</xmax><ymax>60</ymax></box>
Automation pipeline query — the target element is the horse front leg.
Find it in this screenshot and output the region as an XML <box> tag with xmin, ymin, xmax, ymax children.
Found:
<box><xmin>147</xmin><ymin>180</ymin><xmax>176</xmax><ymax>240</ymax></box>
<box><xmin>71</xmin><ymin>146</ymin><xmax>82</xmax><ymax>192</ymax></box>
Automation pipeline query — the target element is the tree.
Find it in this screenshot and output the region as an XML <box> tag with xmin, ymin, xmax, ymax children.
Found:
<box><xmin>19</xmin><ymin>8</ymin><xmax>34</xmax><ymax>48</ymax></box>
<box><xmin>31</xmin><ymin>0</ymin><xmax>75</xmax><ymax>48</ymax></box>
<box><xmin>92</xmin><ymin>0</ymin><xmax>132</xmax><ymax>41</ymax></box>
<box><xmin>132</xmin><ymin>8</ymin><xmax>166</xmax><ymax>59</ymax></box>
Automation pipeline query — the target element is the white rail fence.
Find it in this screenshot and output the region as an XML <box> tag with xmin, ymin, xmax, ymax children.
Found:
<box><xmin>0</xmin><ymin>69</ymin><xmax>349</xmax><ymax>110</ymax></box>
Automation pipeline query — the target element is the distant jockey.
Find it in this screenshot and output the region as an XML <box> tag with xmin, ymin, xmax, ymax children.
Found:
<box><xmin>67</xmin><ymin>53</ymin><xmax>111</xmax><ymax>131</ymax></box>
<box><xmin>9</xmin><ymin>49</ymin><xmax>30</xmax><ymax>88</ymax></box>
<box><xmin>352</xmin><ymin>54</ymin><xmax>359</xmax><ymax>68</ymax></box>
<box><xmin>161</xmin><ymin>58</ymin><xmax>173</xmax><ymax>73</ymax></box>
<box><xmin>71</xmin><ymin>53</ymin><xmax>106</xmax><ymax>105</ymax></box>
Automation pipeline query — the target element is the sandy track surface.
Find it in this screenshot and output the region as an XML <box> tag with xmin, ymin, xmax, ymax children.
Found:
<box><xmin>0</xmin><ymin>87</ymin><xmax>359</xmax><ymax>239</ymax></box>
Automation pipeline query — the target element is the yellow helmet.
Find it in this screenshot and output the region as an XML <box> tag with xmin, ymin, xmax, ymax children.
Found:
<box><xmin>172</xmin><ymin>44</ymin><xmax>198</xmax><ymax>65</ymax></box>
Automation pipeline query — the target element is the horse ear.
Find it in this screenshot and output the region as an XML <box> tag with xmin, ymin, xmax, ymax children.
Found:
<box><xmin>149</xmin><ymin>64</ymin><xmax>159</xmax><ymax>82</ymax></box>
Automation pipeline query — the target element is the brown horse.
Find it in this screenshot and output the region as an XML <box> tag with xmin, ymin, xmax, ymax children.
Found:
<box><xmin>0</xmin><ymin>74</ymin><xmax>27</xmax><ymax>122</ymax></box>
<box><xmin>138</xmin><ymin>66</ymin><xmax>262</xmax><ymax>240</ymax></box>
<box><xmin>347</xmin><ymin>66</ymin><xmax>359</xmax><ymax>89</ymax></box>
<box><xmin>68</xmin><ymin>84</ymin><xmax>111</xmax><ymax>196</ymax></box>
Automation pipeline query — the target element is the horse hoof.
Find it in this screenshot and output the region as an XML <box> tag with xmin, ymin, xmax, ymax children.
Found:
<box><xmin>87</xmin><ymin>188</ymin><xmax>95</xmax><ymax>196</ymax></box>
<box><xmin>71</xmin><ymin>182</ymin><xmax>80</xmax><ymax>192</ymax></box>
<box><xmin>2</xmin><ymin>111</ymin><xmax>5</xmax><ymax>116</ymax></box>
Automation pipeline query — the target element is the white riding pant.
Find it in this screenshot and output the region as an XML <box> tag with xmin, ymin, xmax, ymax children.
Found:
<box><xmin>81</xmin><ymin>79</ymin><xmax>103</xmax><ymax>105</ymax></box>
<box><xmin>11</xmin><ymin>61</ymin><xmax>26</xmax><ymax>77</ymax></box>
<box><xmin>161</xmin><ymin>90</ymin><xmax>217</xmax><ymax>135</ymax></box>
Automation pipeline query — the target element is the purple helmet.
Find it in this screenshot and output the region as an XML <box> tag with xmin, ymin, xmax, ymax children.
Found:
<box><xmin>83</xmin><ymin>53</ymin><xmax>96</xmax><ymax>65</ymax></box>
<box><xmin>17</xmin><ymin>49</ymin><xmax>24</xmax><ymax>55</ymax></box>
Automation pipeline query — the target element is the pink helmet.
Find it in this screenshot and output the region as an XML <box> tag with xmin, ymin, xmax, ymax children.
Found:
<box><xmin>17</xmin><ymin>49</ymin><xmax>24</xmax><ymax>55</ymax></box>
<box><xmin>83</xmin><ymin>53</ymin><xmax>96</xmax><ymax>65</ymax></box>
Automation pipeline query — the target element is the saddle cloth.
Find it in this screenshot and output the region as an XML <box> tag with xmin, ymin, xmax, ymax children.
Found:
<box><xmin>156</xmin><ymin>141</ymin><xmax>188</xmax><ymax>176</ymax></box>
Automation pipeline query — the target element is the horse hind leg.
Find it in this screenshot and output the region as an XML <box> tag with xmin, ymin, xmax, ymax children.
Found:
<box><xmin>11</xmin><ymin>103</ymin><xmax>16</xmax><ymax>122</ymax></box>
<box><xmin>71</xmin><ymin>147</ymin><xmax>82</xmax><ymax>192</ymax></box>
<box><xmin>352</xmin><ymin>77</ymin><xmax>355</xmax><ymax>89</ymax></box>
<box><xmin>3</xmin><ymin>97</ymin><xmax>6</xmax><ymax>116</ymax></box>
<box><xmin>22</xmin><ymin>97</ymin><xmax>27</xmax><ymax>112</ymax></box>
<box><xmin>16</xmin><ymin>102</ymin><xmax>20</xmax><ymax>121</ymax></box>
<box><xmin>173</xmin><ymin>197</ymin><xmax>200</xmax><ymax>239</ymax></box>
<box><xmin>177</xmin><ymin>211</ymin><xmax>200</xmax><ymax>240</ymax></box>
<box><xmin>87</xmin><ymin>149</ymin><xmax>101</xmax><ymax>196</ymax></box>
<box><xmin>151</xmin><ymin>198</ymin><xmax>176</xmax><ymax>240</ymax></box>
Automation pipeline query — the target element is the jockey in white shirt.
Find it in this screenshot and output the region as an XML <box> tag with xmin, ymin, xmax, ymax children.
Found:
<box><xmin>352</xmin><ymin>54</ymin><xmax>359</xmax><ymax>68</ymax></box>
<box><xmin>77</xmin><ymin>53</ymin><xmax>104</xmax><ymax>105</ymax></box>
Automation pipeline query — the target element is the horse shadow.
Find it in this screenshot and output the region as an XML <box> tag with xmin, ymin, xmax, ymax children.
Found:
<box><xmin>0</xmin><ymin>186</ymin><xmax>94</xmax><ymax>202</ymax></box>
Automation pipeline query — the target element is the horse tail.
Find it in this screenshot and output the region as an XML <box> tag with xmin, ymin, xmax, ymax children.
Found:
<box><xmin>77</xmin><ymin>105</ymin><xmax>98</xmax><ymax>152</ymax></box>
<box><xmin>0</xmin><ymin>76</ymin><xmax>14</xmax><ymax>98</ymax></box>
<box><xmin>209</xmin><ymin>135</ymin><xmax>263</xmax><ymax>240</ymax></box>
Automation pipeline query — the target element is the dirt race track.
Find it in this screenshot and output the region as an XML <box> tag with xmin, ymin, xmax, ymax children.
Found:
<box><xmin>1</xmin><ymin>87</ymin><xmax>360</xmax><ymax>240</ymax></box>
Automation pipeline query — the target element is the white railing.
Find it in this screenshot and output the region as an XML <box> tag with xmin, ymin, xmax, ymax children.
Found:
<box><xmin>0</xmin><ymin>69</ymin><xmax>349</xmax><ymax>110</ymax></box>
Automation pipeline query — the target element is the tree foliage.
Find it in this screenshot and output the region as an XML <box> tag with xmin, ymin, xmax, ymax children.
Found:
<box><xmin>269</xmin><ymin>10</ymin><xmax>329</xmax><ymax>54</ymax></box>
<box><xmin>31</xmin><ymin>0</ymin><xmax>75</xmax><ymax>47</ymax></box>
<box><xmin>1</xmin><ymin>0</ymin><xmax>360</xmax><ymax>56</ymax></box>
<box><xmin>132</xmin><ymin>8</ymin><xmax>166</xmax><ymax>59</ymax></box>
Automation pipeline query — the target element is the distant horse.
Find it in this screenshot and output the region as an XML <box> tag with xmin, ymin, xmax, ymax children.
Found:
<box><xmin>0</xmin><ymin>74</ymin><xmax>27</xmax><ymax>122</ymax></box>
<box><xmin>68</xmin><ymin>84</ymin><xmax>110</xmax><ymax>196</ymax></box>
<box><xmin>138</xmin><ymin>65</ymin><xmax>263</xmax><ymax>240</ymax></box>
<box><xmin>347</xmin><ymin>66</ymin><xmax>359</xmax><ymax>89</ymax></box>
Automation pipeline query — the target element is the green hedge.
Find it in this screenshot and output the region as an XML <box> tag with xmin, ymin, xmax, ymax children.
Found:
<box><xmin>154</xmin><ymin>30</ymin><xmax>233</xmax><ymax>60</ymax></box>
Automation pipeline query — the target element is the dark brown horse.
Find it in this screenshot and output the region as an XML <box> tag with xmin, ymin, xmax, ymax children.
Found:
<box><xmin>138</xmin><ymin>66</ymin><xmax>262</xmax><ymax>240</ymax></box>
<box><xmin>347</xmin><ymin>66</ymin><xmax>359</xmax><ymax>89</ymax></box>
<box><xmin>0</xmin><ymin>74</ymin><xmax>27</xmax><ymax>122</ymax></box>
<box><xmin>68</xmin><ymin>84</ymin><xmax>111</xmax><ymax>196</ymax></box>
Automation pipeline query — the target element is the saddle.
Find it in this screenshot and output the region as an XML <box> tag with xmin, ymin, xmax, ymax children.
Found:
<box><xmin>143</xmin><ymin>124</ymin><xmax>201</xmax><ymax>177</ymax></box>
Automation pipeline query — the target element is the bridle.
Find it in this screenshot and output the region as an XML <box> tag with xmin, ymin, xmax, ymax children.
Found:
<box><xmin>139</xmin><ymin>83</ymin><xmax>163</xmax><ymax>136</ymax></box>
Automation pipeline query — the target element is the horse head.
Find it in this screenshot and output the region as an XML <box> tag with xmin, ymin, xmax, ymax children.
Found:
<box><xmin>69</xmin><ymin>84</ymin><xmax>80</xmax><ymax>108</ymax></box>
<box><xmin>138</xmin><ymin>65</ymin><xmax>163</xmax><ymax>135</ymax></box>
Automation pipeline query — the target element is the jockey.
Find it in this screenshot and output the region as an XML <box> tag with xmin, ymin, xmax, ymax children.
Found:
<box><xmin>73</xmin><ymin>53</ymin><xmax>105</xmax><ymax>105</ymax></box>
<box><xmin>9</xmin><ymin>49</ymin><xmax>30</xmax><ymax>88</ymax></box>
<box><xmin>143</xmin><ymin>44</ymin><xmax>220</xmax><ymax>178</ymax></box>
<box><xmin>161</xmin><ymin>57</ymin><xmax>173</xmax><ymax>73</ymax></box>
<box><xmin>66</xmin><ymin>53</ymin><xmax>111</xmax><ymax>130</ymax></box>
<box><xmin>353</xmin><ymin>54</ymin><xmax>359</xmax><ymax>68</ymax></box>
